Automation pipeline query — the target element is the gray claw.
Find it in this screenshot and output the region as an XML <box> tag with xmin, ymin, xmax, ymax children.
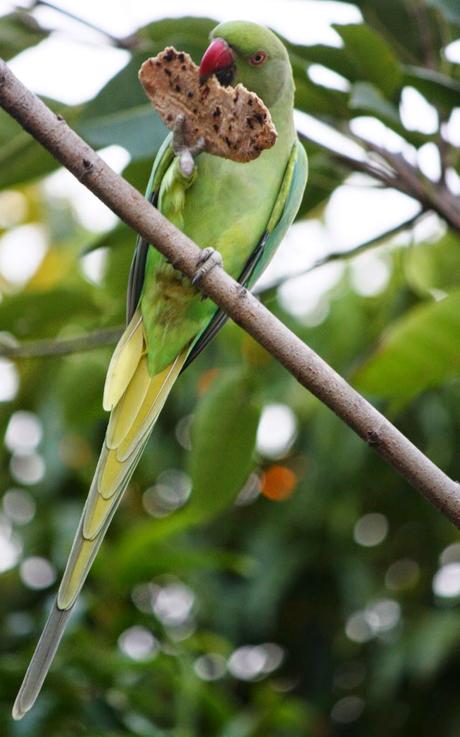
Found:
<box><xmin>192</xmin><ymin>247</ymin><xmax>223</xmax><ymax>286</ymax></box>
<box><xmin>172</xmin><ymin>114</ymin><xmax>205</xmax><ymax>177</ymax></box>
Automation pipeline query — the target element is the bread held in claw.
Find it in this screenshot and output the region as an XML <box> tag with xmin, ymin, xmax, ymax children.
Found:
<box><xmin>139</xmin><ymin>46</ymin><xmax>277</xmax><ymax>163</ymax></box>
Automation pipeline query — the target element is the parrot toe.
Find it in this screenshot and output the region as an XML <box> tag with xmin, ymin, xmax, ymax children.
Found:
<box><xmin>172</xmin><ymin>114</ymin><xmax>205</xmax><ymax>177</ymax></box>
<box><xmin>192</xmin><ymin>247</ymin><xmax>223</xmax><ymax>286</ymax></box>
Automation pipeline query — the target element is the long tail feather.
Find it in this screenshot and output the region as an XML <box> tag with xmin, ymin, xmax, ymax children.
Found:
<box><xmin>12</xmin><ymin>605</ymin><xmax>73</xmax><ymax>720</ymax></box>
<box><xmin>13</xmin><ymin>315</ymin><xmax>188</xmax><ymax>720</ymax></box>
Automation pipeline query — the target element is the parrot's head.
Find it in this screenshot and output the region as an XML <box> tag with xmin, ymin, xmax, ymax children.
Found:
<box><xmin>199</xmin><ymin>20</ymin><xmax>294</xmax><ymax>109</ymax></box>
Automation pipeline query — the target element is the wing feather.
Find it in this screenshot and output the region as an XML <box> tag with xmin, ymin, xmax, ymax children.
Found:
<box><xmin>102</xmin><ymin>310</ymin><xmax>144</xmax><ymax>411</ymax></box>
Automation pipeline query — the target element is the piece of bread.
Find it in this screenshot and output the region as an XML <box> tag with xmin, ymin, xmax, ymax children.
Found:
<box><xmin>139</xmin><ymin>47</ymin><xmax>277</xmax><ymax>163</ymax></box>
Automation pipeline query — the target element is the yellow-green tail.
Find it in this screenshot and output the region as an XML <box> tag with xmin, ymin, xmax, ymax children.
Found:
<box><xmin>13</xmin><ymin>312</ymin><xmax>188</xmax><ymax>720</ymax></box>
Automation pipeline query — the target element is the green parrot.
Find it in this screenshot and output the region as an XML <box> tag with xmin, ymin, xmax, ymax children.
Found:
<box><xmin>13</xmin><ymin>20</ymin><xmax>307</xmax><ymax>720</ymax></box>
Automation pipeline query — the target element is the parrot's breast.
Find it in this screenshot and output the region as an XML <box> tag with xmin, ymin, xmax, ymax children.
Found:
<box><xmin>142</xmin><ymin>131</ymin><xmax>293</xmax><ymax>375</ymax></box>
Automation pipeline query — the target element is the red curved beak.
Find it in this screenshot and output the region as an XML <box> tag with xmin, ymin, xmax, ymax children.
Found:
<box><xmin>199</xmin><ymin>38</ymin><xmax>234</xmax><ymax>83</ymax></box>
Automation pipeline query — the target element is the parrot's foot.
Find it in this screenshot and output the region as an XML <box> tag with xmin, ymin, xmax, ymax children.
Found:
<box><xmin>173</xmin><ymin>114</ymin><xmax>205</xmax><ymax>177</ymax></box>
<box><xmin>192</xmin><ymin>247</ymin><xmax>223</xmax><ymax>286</ymax></box>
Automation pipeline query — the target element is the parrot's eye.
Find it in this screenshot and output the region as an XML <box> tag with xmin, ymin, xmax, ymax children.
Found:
<box><xmin>250</xmin><ymin>51</ymin><xmax>267</xmax><ymax>66</ymax></box>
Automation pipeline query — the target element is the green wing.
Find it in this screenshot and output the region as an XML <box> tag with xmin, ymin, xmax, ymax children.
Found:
<box><xmin>183</xmin><ymin>139</ymin><xmax>308</xmax><ymax>368</ymax></box>
<box><xmin>126</xmin><ymin>134</ymin><xmax>175</xmax><ymax>322</ymax></box>
<box><xmin>245</xmin><ymin>138</ymin><xmax>308</xmax><ymax>289</ymax></box>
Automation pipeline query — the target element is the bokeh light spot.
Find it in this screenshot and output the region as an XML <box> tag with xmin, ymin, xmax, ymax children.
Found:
<box><xmin>0</xmin><ymin>224</ymin><xmax>47</xmax><ymax>285</ymax></box>
<box><xmin>227</xmin><ymin>643</ymin><xmax>284</xmax><ymax>681</ymax></box>
<box><xmin>331</xmin><ymin>695</ymin><xmax>365</xmax><ymax>724</ymax></box>
<box><xmin>0</xmin><ymin>190</ymin><xmax>27</xmax><ymax>228</ymax></box>
<box><xmin>153</xmin><ymin>582</ymin><xmax>195</xmax><ymax>627</ymax></box>
<box><xmin>256</xmin><ymin>404</ymin><xmax>297</xmax><ymax>459</ymax></box>
<box><xmin>3</xmin><ymin>488</ymin><xmax>36</xmax><ymax>525</ymax></box>
<box><xmin>235</xmin><ymin>473</ymin><xmax>261</xmax><ymax>506</ymax></box>
<box><xmin>194</xmin><ymin>653</ymin><xmax>227</xmax><ymax>681</ymax></box>
<box><xmin>385</xmin><ymin>559</ymin><xmax>420</xmax><ymax>591</ymax></box>
<box><xmin>260</xmin><ymin>465</ymin><xmax>297</xmax><ymax>502</ymax></box>
<box><xmin>433</xmin><ymin>563</ymin><xmax>460</xmax><ymax>598</ymax></box>
<box><xmin>0</xmin><ymin>514</ymin><xmax>22</xmax><ymax>573</ymax></box>
<box><xmin>10</xmin><ymin>452</ymin><xmax>46</xmax><ymax>485</ymax></box>
<box><xmin>353</xmin><ymin>512</ymin><xmax>388</xmax><ymax>547</ymax></box>
<box><xmin>143</xmin><ymin>470</ymin><xmax>192</xmax><ymax>518</ymax></box>
<box><xmin>440</xmin><ymin>543</ymin><xmax>460</xmax><ymax>565</ymax></box>
<box><xmin>20</xmin><ymin>556</ymin><xmax>56</xmax><ymax>590</ymax></box>
<box><xmin>0</xmin><ymin>359</ymin><xmax>19</xmax><ymax>402</ymax></box>
<box><xmin>5</xmin><ymin>411</ymin><xmax>43</xmax><ymax>453</ymax></box>
<box><xmin>118</xmin><ymin>626</ymin><xmax>159</xmax><ymax>661</ymax></box>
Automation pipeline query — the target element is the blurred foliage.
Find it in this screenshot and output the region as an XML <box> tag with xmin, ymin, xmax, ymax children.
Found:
<box><xmin>1</xmin><ymin>3</ymin><xmax>460</xmax><ymax>737</ymax></box>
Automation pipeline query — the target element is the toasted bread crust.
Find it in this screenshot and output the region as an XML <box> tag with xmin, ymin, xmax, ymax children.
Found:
<box><xmin>139</xmin><ymin>47</ymin><xmax>277</xmax><ymax>163</ymax></box>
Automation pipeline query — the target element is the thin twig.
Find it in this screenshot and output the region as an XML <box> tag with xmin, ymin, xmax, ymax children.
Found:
<box><xmin>256</xmin><ymin>208</ymin><xmax>427</xmax><ymax>294</ymax></box>
<box><xmin>303</xmin><ymin>127</ymin><xmax>460</xmax><ymax>233</ymax></box>
<box><xmin>360</xmin><ymin>138</ymin><xmax>460</xmax><ymax>231</ymax></box>
<box><xmin>26</xmin><ymin>0</ymin><xmax>139</xmax><ymax>49</ymax></box>
<box><xmin>298</xmin><ymin>132</ymin><xmax>403</xmax><ymax>190</ymax></box>
<box><xmin>0</xmin><ymin>326</ymin><xmax>122</xmax><ymax>359</ymax></box>
<box><xmin>0</xmin><ymin>58</ymin><xmax>459</xmax><ymax>526</ymax></box>
<box><xmin>409</xmin><ymin>0</ymin><xmax>436</xmax><ymax>70</ymax></box>
<box><xmin>0</xmin><ymin>210</ymin><xmax>423</xmax><ymax>358</ymax></box>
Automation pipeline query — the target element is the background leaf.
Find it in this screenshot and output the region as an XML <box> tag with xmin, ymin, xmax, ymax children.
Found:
<box><xmin>0</xmin><ymin>11</ymin><xmax>49</xmax><ymax>61</ymax></box>
<box><xmin>189</xmin><ymin>367</ymin><xmax>261</xmax><ymax>516</ymax></box>
<box><xmin>355</xmin><ymin>290</ymin><xmax>460</xmax><ymax>400</ymax></box>
<box><xmin>334</xmin><ymin>23</ymin><xmax>402</xmax><ymax>97</ymax></box>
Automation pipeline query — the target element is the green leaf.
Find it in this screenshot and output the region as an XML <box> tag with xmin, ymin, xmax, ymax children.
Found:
<box><xmin>101</xmin><ymin>225</ymin><xmax>136</xmax><ymax>319</ymax></box>
<box><xmin>354</xmin><ymin>290</ymin><xmax>460</xmax><ymax>400</ymax></box>
<box><xmin>403</xmin><ymin>66</ymin><xmax>460</xmax><ymax>111</ymax></box>
<box><xmin>0</xmin><ymin>102</ymin><xmax>81</xmax><ymax>188</ymax></box>
<box><xmin>350</xmin><ymin>81</ymin><xmax>401</xmax><ymax>125</ymax></box>
<box><xmin>0</xmin><ymin>288</ymin><xmax>99</xmax><ymax>339</ymax></box>
<box><xmin>188</xmin><ymin>367</ymin><xmax>261</xmax><ymax>516</ymax></box>
<box><xmin>408</xmin><ymin>610</ymin><xmax>460</xmax><ymax>677</ymax></box>
<box><xmin>334</xmin><ymin>23</ymin><xmax>402</xmax><ymax>97</ymax></box>
<box><xmin>284</xmin><ymin>40</ymin><xmax>359</xmax><ymax>82</ymax></box>
<box><xmin>111</xmin><ymin>368</ymin><xmax>261</xmax><ymax>574</ymax></box>
<box><xmin>294</xmin><ymin>76</ymin><xmax>349</xmax><ymax>118</ymax></box>
<box><xmin>337</xmin><ymin>0</ymin><xmax>444</xmax><ymax>65</ymax></box>
<box><xmin>405</xmin><ymin>231</ymin><xmax>460</xmax><ymax>295</ymax></box>
<box><xmin>136</xmin><ymin>16</ymin><xmax>216</xmax><ymax>60</ymax></box>
<box><xmin>111</xmin><ymin>543</ymin><xmax>254</xmax><ymax>586</ymax></box>
<box><xmin>0</xmin><ymin>11</ymin><xmax>49</xmax><ymax>61</ymax></box>
<box><xmin>79</xmin><ymin>105</ymin><xmax>166</xmax><ymax>160</ymax></box>
<box><xmin>77</xmin><ymin>57</ymin><xmax>167</xmax><ymax>160</ymax></box>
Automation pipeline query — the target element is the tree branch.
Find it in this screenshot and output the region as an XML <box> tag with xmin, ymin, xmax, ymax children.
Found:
<box><xmin>0</xmin><ymin>58</ymin><xmax>459</xmax><ymax>525</ymax></box>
